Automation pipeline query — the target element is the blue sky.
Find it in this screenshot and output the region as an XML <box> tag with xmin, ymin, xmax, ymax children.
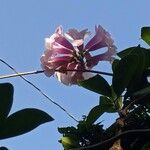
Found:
<box><xmin>0</xmin><ymin>0</ymin><xmax>150</xmax><ymax>149</ymax></box>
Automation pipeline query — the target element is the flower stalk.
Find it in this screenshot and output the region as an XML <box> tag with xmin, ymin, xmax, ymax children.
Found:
<box><xmin>0</xmin><ymin>69</ymin><xmax>113</xmax><ymax>80</ymax></box>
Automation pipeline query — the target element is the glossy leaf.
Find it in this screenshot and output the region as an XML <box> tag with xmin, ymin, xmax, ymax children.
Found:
<box><xmin>111</xmin><ymin>88</ymin><xmax>123</xmax><ymax>110</ymax></box>
<box><xmin>79</xmin><ymin>75</ymin><xmax>112</xmax><ymax>97</ymax></box>
<box><xmin>112</xmin><ymin>54</ymin><xmax>138</xmax><ymax>96</ymax></box>
<box><xmin>99</xmin><ymin>96</ymin><xmax>116</xmax><ymax>113</ymax></box>
<box><xmin>118</xmin><ymin>46</ymin><xmax>150</xmax><ymax>97</ymax></box>
<box><xmin>118</xmin><ymin>47</ymin><xmax>150</xmax><ymax>68</ymax></box>
<box><xmin>0</xmin><ymin>83</ymin><xmax>13</xmax><ymax>122</ymax></box>
<box><xmin>141</xmin><ymin>141</ymin><xmax>150</xmax><ymax>150</ymax></box>
<box><xmin>112</xmin><ymin>59</ymin><xmax>120</xmax><ymax>73</ymax></box>
<box><xmin>58</xmin><ymin>127</ymin><xmax>77</xmax><ymax>135</ymax></box>
<box><xmin>117</xmin><ymin>47</ymin><xmax>137</xmax><ymax>58</ymax></box>
<box><xmin>86</xmin><ymin>96</ymin><xmax>117</xmax><ymax>125</ymax></box>
<box><xmin>60</xmin><ymin>136</ymin><xmax>80</xmax><ymax>150</ymax></box>
<box><xmin>0</xmin><ymin>147</ymin><xmax>9</xmax><ymax>150</ymax></box>
<box><xmin>86</xmin><ymin>105</ymin><xmax>104</xmax><ymax>125</ymax></box>
<box><xmin>141</xmin><ymin>27</ymin><xmax>150</xmax><ymax>46</ymax></box>
<box><xmin>133</xmin><ymin>86</ymin><xmax>150</xmax><ymax>97</ymax></box>
<box><xmin>0</xmin><ymin>108</ymin><xmax>54</xmax><ymax>139</ymax></box>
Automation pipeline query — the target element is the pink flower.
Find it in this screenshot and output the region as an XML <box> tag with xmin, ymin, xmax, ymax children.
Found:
<box><xmin>41</xmin><ymin>25</ymin><xmax>116</xmax><ymax>85</ymax></box>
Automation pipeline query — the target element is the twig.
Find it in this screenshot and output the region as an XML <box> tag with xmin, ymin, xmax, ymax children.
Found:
<box><xmin>0</xmin><ymin>58</ymin><xmax>79</xmax><ymax>122</ymax></box>
<box><xmin>0</xmin><ymin>70</ymin><xmax>44</xmax><ymax>79</ymax></box>
<box><xmin>0</xmin><ymin>69</ymin><xmax>113</xmax><ymax>79</ymax></box>
<box><xmin>71</xmin><ymin>129</ymin><xmax>150</xmax><ymax>150</ymax></box>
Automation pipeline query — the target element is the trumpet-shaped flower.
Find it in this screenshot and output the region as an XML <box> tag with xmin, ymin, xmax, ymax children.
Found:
<box><xmin>41</xmin><ymin>25</ymin><xmax>116</xmax><ymax>85</ymax></box>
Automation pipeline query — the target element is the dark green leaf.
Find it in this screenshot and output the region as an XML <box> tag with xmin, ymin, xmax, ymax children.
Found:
<box><xmin>0</xmin><ymin>108</ymin><xmax>54</xmax><ymax>139</ymax></box>
<box><xmin>118</xmin><ymin>47</ymin><xmax>150</xmax><ymax>69</ymax></box>
<box><xmin>118</xmin><ymin>47</ymin><xmax>150</xmax><ymax>97</ymax></box>
<box><xmin>99</xmin><ymin>96</ymin><xmax>116</xmax><ymax>113</ymax></box>
<box><xmin>0</xmin><ymin>147</ymin><xmax>9</xmax><ymax>150</ymax></box>
<box><xmin>141</xmin><ymin>141</ymin><xmax>150</xmax><ymax>150</ymax></box>
<box><xmin>79</xmin><ymin>75</ymin><xmax>112</xmax><ymax>97</ymax></box>
<box><xmin>0</xmin><ymin>83</ymin><xmax>13</xmax><ymax>122</ymax></box>
<box><xmin>86</xmin><ymin>105</ymin><xmax>104</xmax><ymax>125</ymax></box>
<box><xmin>58</xmin><ymin>127</ymin><xmax>77</xmax><ymax>134</ymax></box>
<box><xmin>133</xmin><ymin>86</ymin><xmax>150</xmax><ymax>97</ymax></box>
<box><xmin>112</xmin><ymin>54</ymin><xmax>138</xmax><ymax>96</ymax></box>
<box><xmin>86</xmin><ymin>96</ymin><xmax>118</xmax><ymax>125</ymax></box>
<box><xmin>110</xmin><ymin>88</ymin><xmax>123</xmax><ymax>110</ymax></box>
<box><xmin>0</xmin><ymin>147</ymin><xmax>8</xmax><ymax>150</ymax></box>
<box><xmin>117</xmin><ymin>47</ymin><xmax>137</xmax><ymax>58</ymax></box>
<box><xmin>115</xmin><ymin>97</ymin><xmax>123</xmax><ymax>110</ymax></box>
<box><xmin>112</xmin><ymin>59</ymin><xmax>120</xmax><ymax>73</ymax></box>
<box><xmin>141</xmin><ymin>27</ymin><xmax>150</xmax><ymax>46</ymax></box>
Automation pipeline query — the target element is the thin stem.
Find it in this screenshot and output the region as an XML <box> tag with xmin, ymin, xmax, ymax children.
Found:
<box><xmin>0</xmin><ymin>70</ymin><xmax>44</xmax><ymax>79</ymax></box>
<box><xmin>0</xmin><ymin>58</ymin><xmax>78</xmax><ymax>122</ymax></box>
<box><xmin>71</xmin><ymin>129</ymin><xmax>150</xmax><ymax>150</ymax></box>
<box><xmin>0</xmin><ymin>69</ymin><xmax>113</xmax><ymax>79</ymax></box>
<box><xmin>55</xmin><ymin>69</ymin><xmax>113</xmax><ymax>76</ymax></box>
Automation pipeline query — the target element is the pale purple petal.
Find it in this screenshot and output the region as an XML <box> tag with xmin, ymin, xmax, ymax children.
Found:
<box><xmin>85</xmin><ymin>25</ymin><xmax>114</xmax><ymax>51</ymax></box>
<box><xmin>55</xmin><ymin>62</ymin><xmax>86</xmax><ymax>85</ymax></box>
<box><xmin>45</xmin><ymin>26</ymin><xmax>63</xmax><ymax>50</ymax></box>
<box><xmin>49</xmin><ymin>56</ymin><xmax>72</xmax><ymax>63</ymax></box>
<box><xmin>43</xmin><ymin>67</ymin><xmax>55</xmax><ymax>77</ymax></box>
<box><xmin>66</xmin><ymin>28</ymin><xmax>90</xmax><ymax>40</ymax></box>
<box><xmin>41</xmin><ymin>25</ymin><xmax>116</xmax><ymax>86</ymax></box>
<box><xmin>70</xmin><ymin>63</ymin><xmax>85</xmax><ymax>84</ymax></box>
<box><xmin>86</xmin><ymin>45</ymin><xmax>117</xmax><ymax>68</ymax></box>
<box><xmin>55</xmin><ymin>72</ymin><xmax>71</xmax><ymax>85</ymax></box>
<box><xmin>65</xmin><ymin>28</ymin><xmax>90</xmax><ymax>47</ymax></box>
<box><xmin>55</xmin><ymin>62</ymin><xmax>77</xmax><ymax>85</ymax></box>
<box><xmin>52</xmin><ymin>44</ymin><xmax>73</xmax><ymax>55</ymax></box>
<box><xmin>40</xmin><ymin>59</ymin><xmax>55</xmax><ymax>77</ymax></box>
<box><xmin>54</xmin><ymin>36</ymin><xmax>74</xmax><ymax>50</ymax></box>
<box><xmin>82</xmin><ymin>72</ymin><xmax>95</xmax><ymax>80</ymax></box>
<box><xmin>55</xmin><ymin>26</ymin><xmax>63</xmax><ymax>35</ymax></box>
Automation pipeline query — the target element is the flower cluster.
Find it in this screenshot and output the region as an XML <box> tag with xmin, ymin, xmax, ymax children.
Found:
<box><xmin>41</xmin><ymin>25</ymin><xmax>116</xmax><ymax>85</ymax></box>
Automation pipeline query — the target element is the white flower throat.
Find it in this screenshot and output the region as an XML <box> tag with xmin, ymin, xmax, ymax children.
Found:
<box><xmin>73</xmin><ymin>47</ymin><xmax>85</xmax><ymax>63</ymax></box>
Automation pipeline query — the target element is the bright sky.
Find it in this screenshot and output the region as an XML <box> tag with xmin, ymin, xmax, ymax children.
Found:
<box><xmin>0</xmin><ymin>0</ymin><xmax>150</xmax><ymax>149</ymax></box>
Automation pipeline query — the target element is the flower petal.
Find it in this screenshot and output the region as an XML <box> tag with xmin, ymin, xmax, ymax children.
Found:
<box><xmin>86</xmin><ymin>45</ymin><xmax>117</xmax><ymax>68</ymax></box>
<box><xmin>85</xmin><ymin>25</ymin><xmax>114</xmax><ymax>51</ymax></box>
<box><xmin>65</xmin><ymin>28</ymin><xmax>90</xmax><ymax>47</ymax></box>
<box><xmin>54</xmin><ymin>36</ymin><xmax>74</xmax><ymax>50</ymax></box>
<box><xmin>65</xmin><ymin>28</ymin><xmax>90</xmax><ymax>40</ymax></box>
<box><xmin>41</xmin><ymin>25</ymin><xmax>116</xmax><ymax>86</ymax></box>
<box><xmin>55</xmin><ymin>62</ymin><xmax>86</xmax><ymax>85</ymax></box>
<box><xmin>45</xmin><ymin>26</ymin><xmax>63</xmax><ymax>50</ymax></box>
<box><xmin>55</xmin><ymin>62</ymin><xmax>77</xmax><ymax>85</ymax></box>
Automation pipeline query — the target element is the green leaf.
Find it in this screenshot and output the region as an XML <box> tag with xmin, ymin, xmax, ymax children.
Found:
<box><xmin>141</xmin><ymin>141</ymin><xmax>150</xmax><ymax>150</ymax></box>
<box><xmin>0</xmin><ymin>108</ymin><xmax>54</xmax><ymax>139</ymax></box>
<box><xmin>112</xmin><ymin>54</ymin><xmax>138</xmax><ymax>96</ymax></box>
<box><xmin>117</xmin><ymin>46</ymin><xmax>150</xmax><ymax>97</ymax></box>
<box><xmin>141</xmin><ymin>27</ymin><xmax>150</xmax><ymax>46</ymax></box>
<box><xmin>99</xmin><ymin>96</ymin><xmax>116</xmax><ymax>113</ymax></box>
<box><xmin>111</xmin><ymin>88</ymin><xmax>123</xmax><ymax>110</ymax></box>
<box><xmin>133</xmin><ymin>86</ymin><xmax>150</xmax><ymax>97</ymax></box>
<box><xmin>79</xmin><ymin>75</ymin><xmax>112</xmax><ymax>97</ymax></box>
<box><xmin>86</xmin><ymin>96</ymin><xmax>118</xmax><ymax>125</ymax></box>
<box><xmin>112</xmin><ymin>59</ymin><xmax>120</xmax><ymax>73</ymax></box>
<box><xmin>118</xmin><ymin>47</ymin><xmax>150</xmax><ymax>69</ymax></box>
<box><xmin>0</xmin><ymin>83</ymin><xmax>14</xmax><ymax>122</ymax></box>
<box><xmin>86</xmin><ymin>105</ymin><xmax>104</xmax><ymax>125</ymax></box>
<box><xmin>60</xmin><ymin>136</ymin><xmax>80</xmax><ymax>150</ymax></box>
<box><xmin>117</xmin><ymin>47</ymin><xmax>137</xmax><ymax>58</ymax></box>
<box><xmin>58</xmin><ymin>127</ymin><xmax>77</xmax><ymax>135</ymax></box>
<box><xmin>0</xmin><ymin>147</ymin><xmax>9</xmax><ymax>150</ymax></box>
